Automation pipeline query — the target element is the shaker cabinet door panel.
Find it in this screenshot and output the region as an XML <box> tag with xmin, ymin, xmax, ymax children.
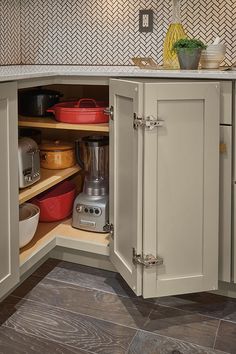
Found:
<box><xmin>142</xmin><ymin>82</ymin><xmax>220</xmax><ymax>298</ymax></box>
<box><xmin>109</xmin><ymin>79</ymin><xmax>143</xmax><ymax>296</ymax></box>
<box><xmin>0</xmin><ymin>82</ymin><xmax>19</xmax><ymax>299</ymax></box>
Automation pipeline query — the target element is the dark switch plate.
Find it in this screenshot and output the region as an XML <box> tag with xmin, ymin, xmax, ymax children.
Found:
<box><xmin>139</xmin><ymin>9</ymin><xmax>153</xmax><ymax>33</ymax></box>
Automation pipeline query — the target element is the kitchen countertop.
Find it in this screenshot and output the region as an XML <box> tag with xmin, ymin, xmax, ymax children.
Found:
<box><xmin>0</xmin><ymin>65</ymin><xmax>236</xmax><ymax>82</ymax></box>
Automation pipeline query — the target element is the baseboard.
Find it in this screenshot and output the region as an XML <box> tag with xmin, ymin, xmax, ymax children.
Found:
<box><xmin>49</xmin><ymin>246</ymin><xmax>115</xmax><ymax>272</ymax></box>
<box><xmin>211</xmin><ymin>281</ymin><xmax>236</xmax><ymax>298</ymax></box>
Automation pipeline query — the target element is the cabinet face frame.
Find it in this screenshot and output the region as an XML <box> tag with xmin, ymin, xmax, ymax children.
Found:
<box><xmin>0</xmin><ymin>82</ymin><xmax>19</xmax><ymax>299</ymax></box>
<box><xmin>220</xmin><ymin>81</ymin><xmax>233</xmax><ymax>125</ymax></box>
<box><xmin>233</xmin><ymin>82</ymin><xmax>236</xmax><ymax>283</ymax></box>
<box><xmin>219</xmin><ymin>125</ymin><xmax>232</xmax><ymax>282</ymax></box>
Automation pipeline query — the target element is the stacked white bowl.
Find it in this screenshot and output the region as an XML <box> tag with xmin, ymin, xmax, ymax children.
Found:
<box><xmin>201</xmin><ymin>43</ymin><xmax>226</xmax><ymax>69</ymax></box>
<box><xmin>19</xmin><ymin>203</ymin><xmax>40</xmax><ymax>248</ymax></box>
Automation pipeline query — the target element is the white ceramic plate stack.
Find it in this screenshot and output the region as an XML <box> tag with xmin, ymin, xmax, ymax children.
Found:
<box><xmin>201</xmin><ymin>44</ymin><xmax>226</xmax><ymax>69</ymax></box>
<box><xmin>19</xmin><ymin>203</ymin><xmax>40</xmax><ymax>248</ymax></box>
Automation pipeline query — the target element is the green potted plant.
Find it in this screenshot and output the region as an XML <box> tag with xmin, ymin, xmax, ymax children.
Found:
<box><xmin>172</xmin><ymin>38</ymin><xmax>207</xmax><ymax>69</ymax></box>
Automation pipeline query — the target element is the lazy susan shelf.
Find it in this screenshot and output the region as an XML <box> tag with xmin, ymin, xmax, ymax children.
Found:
<box><xmin>18</xmin><ymin>116</ymin><xmax>109</xmax><ymax>133</ymax></box>
<box><xmin>20</xmin><ymin>218</ymin><xmax>110</xmax><ymax>275</ymax></box>
<box><xmin>19</xmin><ymin>166</ymin><xmax>81</xmax><ymax>205</ymax></box>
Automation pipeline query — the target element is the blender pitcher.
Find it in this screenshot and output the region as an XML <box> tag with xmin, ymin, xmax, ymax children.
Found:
<box><xmin>75</xmin><ymin>136</ymin><xmax>109</xmax><ymax>196</ymax></box>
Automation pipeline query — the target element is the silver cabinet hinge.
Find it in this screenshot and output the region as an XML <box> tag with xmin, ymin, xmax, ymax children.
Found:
<box><xmin>133</xmin><ymin>248</ymin><xmax>163</xmax><ymax>268</ymax></box>
<box><xmin>133</xmin><ymin>113</ymin><xmax>164</xmax><ymax>130</ymax></box>
<box><xmin>104</xmin><ymin>106</ymin><xmax>114</xmax><ymax>120</ymax></box>
<box><xmin>103</xmin><ymin>223</ymin><xmax>114</xmax><ymax>239</ymax></box>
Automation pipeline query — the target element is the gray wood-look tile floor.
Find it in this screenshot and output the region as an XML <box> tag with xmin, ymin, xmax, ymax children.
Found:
<box><xmin>0</xmin><ymin>259</ymin><xmax>235</xmax><ymax>354</ymax></box>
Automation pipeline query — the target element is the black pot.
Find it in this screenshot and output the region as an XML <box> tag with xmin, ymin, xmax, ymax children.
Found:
<box><xmin>18</xmin><ymin>89</ymin><xmax>62</xmax><ymax>117</ymax></box>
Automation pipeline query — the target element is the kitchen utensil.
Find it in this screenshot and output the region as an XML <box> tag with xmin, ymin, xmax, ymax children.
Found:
<box><xmin>163</xmin><ymin>0</ymin><xmax>187</xmax><ymax>69</ymax></box>
<box><xmin>18</xmin><ymin>137</ymin><xmax>40</xmax><ymax>189</ymax></box>
<box><xmin>19</xmin><ymin>203</ymin><xmax>40</xmax><ymax>248</ymax></box>
<box><xmin>47</xmin><ymin>98</ymin><xmax>109</xmax><ymax>124</ymax></box>
<box><xmin>213</xmin><ymin>37</ymin><xmax>221</xmax><ymax>45</ymax></box>
<box><xmin>19</xmin><ymin>88</ymin><xmax>62</xmax><ymax>117</ymax></box>
<box><xmin>206</xmin><ymin>44</ymin><xmax>226</xmax><ymax>53</ymax></box>
<box><xmin>32</xmin><ymin>181</ymin><xmax>76</xmax><ymax>222</ymax></box>
<box><xmin>40</xmin><ymin>140</ymin><xmax>76</xmax><ymax>170</ymax></box>
<box><xmin>72</xmin><ymin>136</ymin><xmax>109</xmax><ymax>233</ymax></box>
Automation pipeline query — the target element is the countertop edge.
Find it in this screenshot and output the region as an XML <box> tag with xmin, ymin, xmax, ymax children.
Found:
<box><xmin>0</xmin><ymin>65</ymin><xmax>235</xmax><ymax>82</ymax></box>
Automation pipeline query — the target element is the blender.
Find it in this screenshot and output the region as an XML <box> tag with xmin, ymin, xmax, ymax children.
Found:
<box><xmin>72</xmin><ymin>136</ymin><xmax>109</xmax><ymax>233</ymax></box>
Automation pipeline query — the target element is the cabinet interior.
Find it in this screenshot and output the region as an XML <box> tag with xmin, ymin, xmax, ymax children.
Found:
<box><xmin>18</xmin><ymin>84</ymin><xmax>110</xmax><ymax>275</ymax></box>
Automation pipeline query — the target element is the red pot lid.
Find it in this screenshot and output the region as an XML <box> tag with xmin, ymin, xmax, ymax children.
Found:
<box><xmin>52</xmin><ymin>98</ymin><xmax>107</xmax><ymax>112</ymax></box>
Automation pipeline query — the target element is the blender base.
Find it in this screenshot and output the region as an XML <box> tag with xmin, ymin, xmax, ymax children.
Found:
<box><xmin>72</xmin><ymin>193</ymin><xmax>109</xmax><ymax>233</ymax></box>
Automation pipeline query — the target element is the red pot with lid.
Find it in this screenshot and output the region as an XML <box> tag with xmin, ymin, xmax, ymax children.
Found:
<box><xmin>47</xmin><ymin>98</ymin><xmax>109</xmax><ymax>124</ymax></box>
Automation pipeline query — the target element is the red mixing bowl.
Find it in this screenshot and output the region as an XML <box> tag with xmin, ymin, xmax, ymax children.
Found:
<box><xmin>32</xmin><ymin>181</ymin><xmax>76</xmax><ymax>222</ymax></box>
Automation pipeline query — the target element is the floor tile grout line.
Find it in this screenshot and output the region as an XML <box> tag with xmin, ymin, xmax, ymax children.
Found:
<box><xmin>142</xmin><ymin>307</ymin><xmax>154</xmax><ymax>329</ymax></box>
<box><xmin>137</xmin><ymin>329</ymin><xmax>227</xmax><ymax>354</ymax></box>
<box><xmin>9</xmin><ymin>294</ymin><xmax>140</xmax><ymax>331</ymax></box>
<box><xmin>1</xmin><ymin>323</ymin><xmax>97</xmax><ymax>354</ymax></box>
<box><xmin>213</xmin><ymin>319</ymin><xmax>221</xmax><ymax>350</ymax></box>
<box><xmin>151</xmin><ymin>307</ymin><xmax>223</xmax><ymax>321</ymax></box>
<box><xmin>20</xmin><ymin>274</ymin><xmax>227</xmax><ymax>322</ymax></box>
<box><xmin>31</xmin><ymin>273</ymin><xmax>137</xmax><ymax>299</ymax></box>
<box><xmin>7</xmin><ymin>294</ymin><xmax>220</xmax><ymax>351</ymax></box>
<box><xmin>125</xmin><ymin>330</ymin><xmax>138</xmax><ymax>354</ymax></box>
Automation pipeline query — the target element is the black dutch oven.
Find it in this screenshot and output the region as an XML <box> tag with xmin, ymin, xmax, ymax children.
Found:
<box><xmin>18</xmin><ymin>88</ymin><xmax>62</xmax><ymax>117</ymax></box>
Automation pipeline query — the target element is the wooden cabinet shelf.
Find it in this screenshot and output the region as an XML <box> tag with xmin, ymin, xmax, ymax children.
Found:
<box><xmin>19</xmin><ymin>116</ymin><xmax>109</xmax><ymax>132</ymax></box>
<box><xmin>19</xmin><ymin>166</ymin><xmax>81</xmax><ymax>205</ymax></box>
<box><xmin>20</xmin><ymin>218</ymin><xmax>110</xmax><ymax>275</ymax></box>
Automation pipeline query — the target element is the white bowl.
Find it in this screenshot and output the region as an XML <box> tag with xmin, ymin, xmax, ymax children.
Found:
<box><xmin>201</xmin><ymin>55</ymin><xmax>224</xmax><ymax>61</ymax></box>
<box><xmin>207</xmin><ymin>44</ymin><xmax>226</xmax><ymax>54</ymax></box>
<box><xmin>201</xmin><ymin>51</ymin><xmax>225</xmax><ymax>59</ymax></box>
<box><xmin>200</xmin><ymin>58</ymin><xmax>222</xmax><ymax>69</ymax></box>
<box><xmin>200</xmin><ymin>48</ymin><xmax>225</xmax><ymax>69</ymax></box>
<box><xmin>201</xmin><ymin>61</ymin><xmax>221</xmax><ymax>69</ymax></box>
<box><xmin>19</xmin><ymin>203</ymin><xmax>40</xmax><ymax>248</ymax></box>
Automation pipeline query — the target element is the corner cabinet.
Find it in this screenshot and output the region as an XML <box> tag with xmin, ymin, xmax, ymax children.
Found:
<box><xmin>0</xmin><ymin>77</ymin><xmax>221</xmax><ymax>301</ymax></box>
<box><xmin>0</xmin><ymin>82</ymin><xmax>19</xmax><ymax>298</ymax></box>
<box><xmin>109</xmin><ymin>79</ymin><xmax>220</xmax><ymax>298</ymax></box>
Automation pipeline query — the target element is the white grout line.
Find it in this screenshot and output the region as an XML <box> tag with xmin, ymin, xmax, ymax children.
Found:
<box><xmin>30</xmin><ymin>273</ymin><xmax>228</xmax><ymax>322</ymax></box>
<box><xmin>32</xmin><ymin>273</ymin><xmax>138</xmax><ymax>299</ymax></box>
<box><xmin>125</xmin><ymin>331</ymin><xmax>138</xmax><ymax>354</ymax></box>
<box><xmin>213</xmin><ymin>320</ymin><xmax>221</xmax><ymax>350</ymax></box>
<box><xmin>8</xmin><ymin>294</ymin><xmax>227</xmax><ymax>353</ymax></box>
<box><xmin>9</xmin><ymin>294</ymin><xmax>140</xmax><ymax>331</ymax></box>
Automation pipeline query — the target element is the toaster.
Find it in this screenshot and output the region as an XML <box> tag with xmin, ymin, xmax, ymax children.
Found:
<box><xmin>18</xmin><ymin>137</ymin><xmax>40</xmax><ymax>188</ymax></box>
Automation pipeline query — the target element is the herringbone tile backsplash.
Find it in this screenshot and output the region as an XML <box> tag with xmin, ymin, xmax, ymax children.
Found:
<box><xmin>0</xmin><ymin>0</ymin><xmax>21</xmax><ymax>65</ymax></box>
<box><xmin>0</xmin><ymin>0</ymin><xmax>236</xmax><ymax>65</ymax></box>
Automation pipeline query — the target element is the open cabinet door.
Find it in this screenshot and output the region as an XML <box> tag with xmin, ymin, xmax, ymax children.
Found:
<box><xmin>109</xmin><ymin>79</ymin><xmax>143</xmax><ymax>296</ymax></box>
<box><xmin>142</xmin><ymin>81</ymin><xmax>220</xmax><ymax>298</ymax></box>
<box><xmin>0</xmin><ymin>82</ymin><xmax>19</xmax><ymax>299</ymax></box>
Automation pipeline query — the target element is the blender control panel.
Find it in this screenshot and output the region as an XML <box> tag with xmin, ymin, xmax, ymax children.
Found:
<box><xmin>76</xmin><ymin>204</ymin><xmax>102</xmax><ymax>217</ymax></box>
